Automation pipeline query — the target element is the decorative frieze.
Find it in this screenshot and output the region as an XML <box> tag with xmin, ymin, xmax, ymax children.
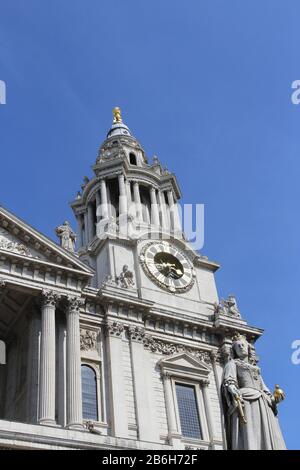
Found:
<box><xmin>0</xmin><ymin>235</ymin><xmax>32</xmax><ymax>257</ymax></box>
<box><xmin>143</xmin><ymin>334</ymin><xmax>211</xmax><ymax>364</ymax></box>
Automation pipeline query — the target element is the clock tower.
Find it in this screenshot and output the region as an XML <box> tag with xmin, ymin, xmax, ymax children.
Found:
<box><xmin>0</xmin><ymin>108</ymin><xmax>286</xmax><ymax>450</ymax></box>
<box><xmin>67</xmin><ymin>108</ymin><xmax>267</xmax><ymax>449</ymax></box>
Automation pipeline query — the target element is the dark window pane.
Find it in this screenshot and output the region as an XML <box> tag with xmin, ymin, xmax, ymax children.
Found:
<box><xmin>175</xmin><ymin>383</ymin><xmax>202</xmax><ymax>439</ymax></box>
<box><xmin>81</xmin><ymin>365</ymin><xmax>98</xmax><ymax>421</ymax></box>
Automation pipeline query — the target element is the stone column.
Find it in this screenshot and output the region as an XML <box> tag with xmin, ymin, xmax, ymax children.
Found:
<box><xmin>202</xmin><ymin>380</ymin><xmax>216</xmax><ymax>448</ymax></box>
<box><xmin>162</xmin><ymin>372</ymin><xmax>178</xmax><ymax>436</ymax></box>
<box><xmin>118</xmin><ymin>174</ymin><xmax>127</xmax><ymax>216</ymax></box>
<box><xmin>26</xmin><ymin>308</ymin><xmax>40</xmax><ymax>423</ymax></box>
<box><xmin>66</xmin><ymin>296</ymin><xmax>84</xmax><ymax>429</ymax></box>
<box><xmin>96</xmin><ymin>191</ymin><xmax>101</xmax><ymax>222</ymax></box>
<box><xmin>210</xmin><ymin>350</ymin><xmax>227</xmax><ymax>449</ymax></box>
<box><xmin>128</xmin><ymin>327</ymin><xmax>158</xmax><ymax>442</ymax></box>
<box><xmin>76</xmin><ymin>215</ymin><xmax>83</xmax><ymax>248</ymax></box>
<box><xmin>133</xmin><ymin>182</ymin><xmax>143</xmax><ymax>223</ymax></box>
<box><xmin>100</xmin><ymin>179</ymin><xmax>109</xmax><ymax>219</ymax></box>
<box><xmin>158</xmin><ymin>191</ymin><xmax>168</xmax><ymax>229</ymax></box>
<box><xmin>167</xmin><ymin>190</ymin><xmax>175</xmax><ymax>230</ymax></box>
<box><xmin>83</xmin><ymin>212</ymin><xmax>88</xmax><ymax>245</ymax></box>
<box><xmin>162</xmin><ymin>371</ymin><xmax>183</xmax><ymax>448</ymax></box>
<box><xmin>167</xmin><ymin>190</ymin><xmax>181</xmax><ymax>233</ymax></box>
<box><xmin>150</xmin><ymin>187</ymin><xmax>160</xmax><ymax>226</ymax></box>
<box><xmin>57</xmin><ymin>327</ymin><xmax>67</xmax><ymax>427</ymax></box>
<box><xmin>104</xmin><ymin>320</ymin><xmax>129</xmax><ymax>438</ymax></box>
<box><xmin>39</xmin><ymin>290</ymin><xmax>59</xmax><ymax>426</ymax></box>
<box><xmin>87</xmin><ymin>203</ymin><xmax>94</xmax><ymax>242</ymax></box>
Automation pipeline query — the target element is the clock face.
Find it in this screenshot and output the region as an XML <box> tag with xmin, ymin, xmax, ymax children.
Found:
<box><xmin>140</xmin><ymin>241</ymin><xmax>195</xmax><ymax>293</ymax></box>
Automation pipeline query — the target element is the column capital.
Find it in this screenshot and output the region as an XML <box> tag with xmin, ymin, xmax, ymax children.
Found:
<box><xmin>41</xmin><ymin>289</ymin><xmax>60</xmax><ymax>307</ymax></box>
<box><xmin>201</xmin><ymin>379</ymin><xmax>210</xmax><ymax>387</ymax></box>
<box><xmin>104</xmin><ymin>320</ymin><xmax>124</xmax><ymax>337</ymax></box>
<box><xmin>66</xmin><ymin>296</ymin><xmax>85</xmax><ymax>313</ymax></box>
<box><xmin>128</xmin><ymin>325</ymin><xmax>145</xmax><ymax>342</ymax></box>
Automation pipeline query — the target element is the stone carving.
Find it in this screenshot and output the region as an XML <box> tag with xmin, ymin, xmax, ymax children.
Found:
<box><xmin>214</xmin><ymin>295</ymin><xmax>241</xmax><ymax>318</ymax></box>
<box><xmin>67</xmin><ymin>296</ymin><xmax>85</xmax><ymax>313</ymax></box>
<box><xmin>80</xmin><ymin>329</ymin><xmax>97</xmax><ymax>351</ymax></box>
<box><xmin>117</xmin><ymin>265</ymin><xmax>135</xmax><ymax>288</ymax></box>
<box><xmin>55</xmin><ymin>221</ymin><xmax>76</xmax><ymax>253</ymax></box>
<box><xmin>104</xmin><ymin>320</ymin><xmax>124</xmax><ymax>337</ymax></box>
<box><xmin>222</xmin><ymin>333</ymin><xmax>286</xmax><ymax>450</ymax></box>
<box><xmin>81</xmin><ymin>176</ymin><xmax>89</xmax><ymax>190</ymax></box>
<box><xmin>128</xmin><ymin>326</ymin><xmax>145</xmax><ymax>342</ymax></box>
<box><xmin>41</xmin><ymin>289</ymin><xmax>60</xmax><ymax>307</ymax></box>
<box><xmin>143</xmin><ymin>335</ymin><xmax>211</xmax><ymax>364</ymax></box>
<box><xmin>0</xmin><ymin>236</ymin><xmax>32</xmax><ymax>257</ymax></box>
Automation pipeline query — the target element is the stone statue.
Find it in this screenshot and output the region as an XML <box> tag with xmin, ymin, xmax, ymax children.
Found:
<box><xmin>214</xmin><ymin>295</ymin><xmax>241</xmax><ymax>318</ymax></box>
<box><xmin>222</xmin><ymin>334</ymin><xmax>286</xmax><ymax>450</ymax></box>
<box><xmin>55</xmin><ymin>221</ymin><xmax>76</xmax><ymax>253</ymax></box>
<box><xmin>118</xmin><ymin>265</ymin><xmax>134</xmax><ymax>288</ymax></box>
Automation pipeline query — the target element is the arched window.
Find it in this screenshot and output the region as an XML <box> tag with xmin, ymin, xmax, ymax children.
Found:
<box><xmin>81</xmin><ymin>365</ymin><xmax>98</xmax><ymax>421</ymax></box>
<box><xmin>129</xmin><ymin>152</ymin><xmax>137</xmax><ymax>165</ymax></box>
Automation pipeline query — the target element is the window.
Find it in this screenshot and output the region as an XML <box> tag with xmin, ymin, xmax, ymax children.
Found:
<box><xmin>81</xmin><ymin>365</ymin><xmax>98</xmax><ymax>421</ymax></box>
<box><xmin>175</xmin><ymin>383</ymin><xmax>202</xmax><ymax>439</ymax></box>
<box><xmin>129</xmin><ymin>152</ymin><xmax>137</xmax><ymax>165</ymax></box>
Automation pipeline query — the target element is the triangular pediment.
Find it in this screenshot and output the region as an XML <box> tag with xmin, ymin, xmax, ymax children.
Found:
<box><xmin>158</xmin><ymin>352</ymin><xmax>210</xmax><ymax>377</ymax></box>
<box><xmin>0</xmin><ymin>206</ymin><xmax>93</xmax><ymax>277</ymax></box>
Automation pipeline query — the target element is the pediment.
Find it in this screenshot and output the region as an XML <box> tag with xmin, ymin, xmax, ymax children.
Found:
<box><xmin>0</xmin><ymin>206</ymin><xmax>93</xmax><ymax>277</ymax></box>
<box><xmin>158</xmin><ymin>352</ymin><xmax>210</xmax><ymax>378</ymax></box>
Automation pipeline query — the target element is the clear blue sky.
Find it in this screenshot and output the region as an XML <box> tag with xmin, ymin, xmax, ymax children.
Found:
<box><xmin>0</xmin><ymin>0</ymin><xmax>299</xmax><ymax>449</ymax></box>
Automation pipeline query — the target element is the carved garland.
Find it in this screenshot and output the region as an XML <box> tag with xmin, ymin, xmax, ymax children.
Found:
<box><xmin>143</xmin><ymin>334</ymin><xmax>211</xmax><ymax>364</ymax></box>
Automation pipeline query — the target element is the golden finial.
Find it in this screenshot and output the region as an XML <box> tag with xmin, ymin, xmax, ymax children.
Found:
<box><xmin>273</xmin><ymin>384</ymin><xmax>285</xmax><ymax>404</ymax></box>
<box><xmin>112</xmin><ymin>107</ymin><xmax>122</xmax><ymax>124</ymax></box>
